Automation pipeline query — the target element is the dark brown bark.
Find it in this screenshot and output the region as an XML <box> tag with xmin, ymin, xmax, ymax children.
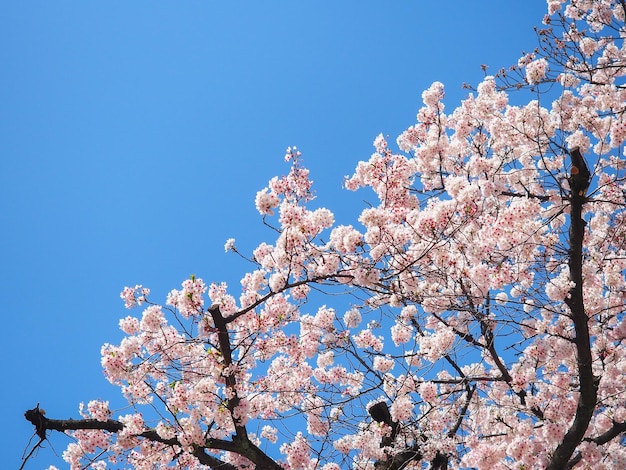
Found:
<box><xmin>369</xmin><ymin>401</ymin><xmax>399</xmax><ymax>448</ymax></box>
<box><xmin>567</xmin><ymin>421</ymin><xmax>626</xmax><ymax>468</ymax></box>
<box><xmin>546</xmin><ymin>149</ymin><xmax>597</xmax><ymax>470</ymax></box>
<box><xmin>208</xmin><ymin>304</ymin><xmax>284</xmax><ymax>470</ymax></box>
<box><xmin>24</xmin><ymin>405</ymin><xmax>238</xmax><ymax>470</ymax></box>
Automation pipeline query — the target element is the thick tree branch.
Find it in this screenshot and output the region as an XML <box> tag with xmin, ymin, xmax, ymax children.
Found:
<box><xmin>24</xmin><ymin>405</ymin><xmax>238</xmax><ymax>470</ymax></box>
<box><xmin>567</xmin><ymin>420</ymin><xmax>626</xmax><ymax>468</ymax></box>
<box><xmin>25</xmin><ymin>401</ymin><xmax>283</xmax><ymax>470</ymax></box>
<box><xmin>208</xmin><ymin>304</ymin><xmax>247</xmax><ymax>439</ymax></box>
<box><xmin>208</xmin><ymin>305</ymin><xmax>283</xmax><ymax>470</ymax></box>
<box><xmin>547</xmin><ymin>149</ymin><xmax>597</xmax><ymax>470</ymax></box>
<box><xmin>368</xmin><ymin>401</ymin><xmax>399</xmax><ymax>448</ymax></box>
<box><xmin>591</xmin><ymin>420</ymin><xmax>626</xmax><ymax>446</ymax></box>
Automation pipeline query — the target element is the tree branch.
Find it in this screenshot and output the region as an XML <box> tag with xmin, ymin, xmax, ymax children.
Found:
<box><xmin>547</xmin><ymin>149</ymin><xmax>597</xmax><ymax>470</ymax></box>
<box><xmin>592</xmin><ymin>420</ymin><xmax>626</xmax><ymax>446</ymax></box>
<box><xmin>208</xmin><ymin>305</ymin><xmax>283</xmax><ymax>470</ymax></box>
<box><xmin>24</xmin><ymin>405</ymin><xmax>239</xmax><ymax>470</ymax></box>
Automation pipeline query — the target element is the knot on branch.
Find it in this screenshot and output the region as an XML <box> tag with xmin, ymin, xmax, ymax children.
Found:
<box><xmin>24</xmin><ymin>404</ymin><xmax>48</xmax><ymax>440</ymax></box>
<box><xmin>369</xmin><ymin>401</ymin><xmax>394</xmax><ymax>426</ymax></box>
<box><xmin>569</xmin><ymin>147</ymin><xmax>591</xmax><ymax>198</ymax></box>
<box><xmin>368</xmin><ymin>401</ymin><xmax>399</xmax><ymax>448</ymax></box>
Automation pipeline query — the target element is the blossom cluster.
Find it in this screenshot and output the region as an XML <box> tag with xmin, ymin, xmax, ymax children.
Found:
<box><xmin>57</xmin><ymin>2</ymin><xmax>626</xmax><ymax>469</ymax></box>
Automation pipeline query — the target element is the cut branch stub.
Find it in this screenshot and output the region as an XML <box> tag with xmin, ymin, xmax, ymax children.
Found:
<box><xmin>24</xmin><ymin>405</ymin><xmax>47</xmax><ymax>440</ymax></box>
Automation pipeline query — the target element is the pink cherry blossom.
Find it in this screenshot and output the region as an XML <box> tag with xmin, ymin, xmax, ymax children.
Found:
<box><xmin>25</xmin><ymin>3</ymin><xmax>626</xmax><ymax>470</ymax></box>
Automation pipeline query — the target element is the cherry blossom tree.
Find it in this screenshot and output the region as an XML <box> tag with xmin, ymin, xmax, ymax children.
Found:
<box><xmin>24</xmin><ymin>1</ymin><xmax>626</xmax><ymax>469</ymax></box>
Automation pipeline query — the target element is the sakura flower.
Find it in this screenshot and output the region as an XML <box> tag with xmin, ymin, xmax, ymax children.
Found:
<box><xmin>224</xmin><ymin>237</ymin><xmax>236</xmax><ymax>252</ymax></box>
<box><xmin>343</xmin><ymin>308</ymin><xmax>362</xmax><ymax>328</ymax></box>
<box><xmin>255</xmin><ymin>187</ymin><xmax>280</xmax><ymax>215</ymax></box>
<box><xmin>525</xmin><ymin>58</ymin><xmax>548</xmax><ymax>84</ymax></box>
<box><xmin>373</xmin><ymin>356</ymin><xmax>394</xmax><ymax>372</ymax></box>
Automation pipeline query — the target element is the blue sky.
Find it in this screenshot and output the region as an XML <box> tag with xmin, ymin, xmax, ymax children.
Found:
<box><xmin>3</xmin><ymin>2</ymin><xmax>547</xmax><ymax>468</ymax></box>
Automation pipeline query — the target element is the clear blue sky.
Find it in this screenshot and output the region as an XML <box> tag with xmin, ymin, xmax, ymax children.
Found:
<box><xmin>2</xmin><ymin>2</ymin><xmax>547</xmax><ymax>468</ymax></box>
